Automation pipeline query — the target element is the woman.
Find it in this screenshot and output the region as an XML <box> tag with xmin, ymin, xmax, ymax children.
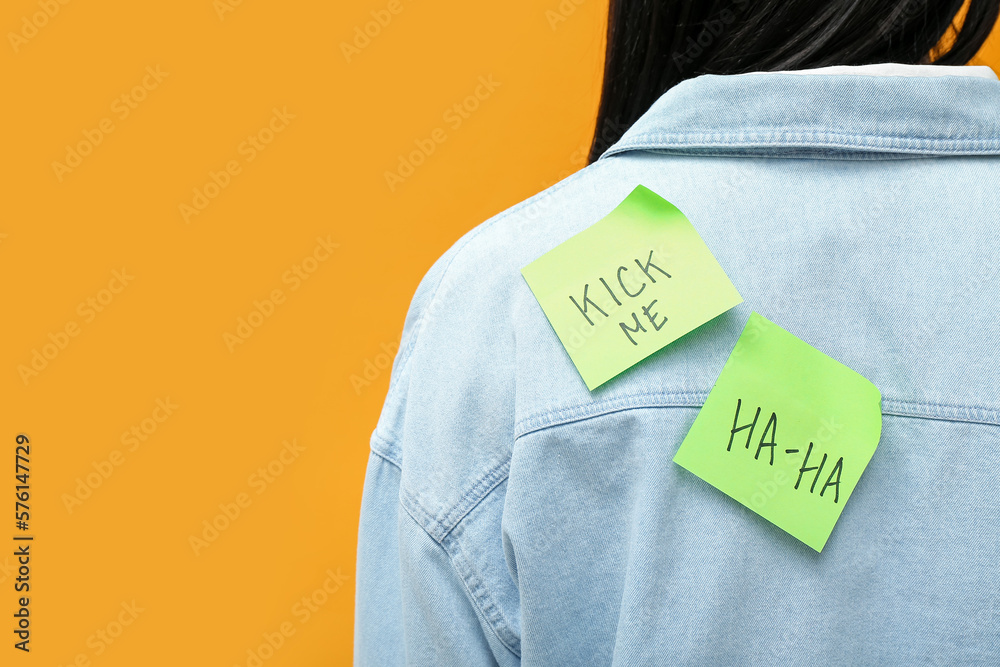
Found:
<box><xmin>356</xmin><ymin>1</ymin><xmax>1000</xmax><ymax>665</ymax></box>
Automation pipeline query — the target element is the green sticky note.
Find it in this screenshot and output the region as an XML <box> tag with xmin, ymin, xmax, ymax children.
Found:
<box><xmin>520</xmin><ymin>185</ymin><xmax>742</xmax><ymax>390</ymax></box>
<box><xmin>673</xmin><ymin>313</ymin><xmax>882</xmax><ymax>552</ymax></box>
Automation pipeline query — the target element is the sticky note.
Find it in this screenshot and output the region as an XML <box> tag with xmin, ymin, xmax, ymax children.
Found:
<box><xmin>520</xmin><ymin>185</ymin><xmax>742</xmax><ymax>390</ymax></box>
<box><xmin>673</xmin><ymin>313</ymin><xmax>882</xmax><ymax>552</ymax></box>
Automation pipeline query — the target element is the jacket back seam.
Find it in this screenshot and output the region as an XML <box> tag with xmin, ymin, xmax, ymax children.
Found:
<box><xmin>514</xmin><ymin>394</ymin><xmax>1000</xmax><ymax>440</ymax></box>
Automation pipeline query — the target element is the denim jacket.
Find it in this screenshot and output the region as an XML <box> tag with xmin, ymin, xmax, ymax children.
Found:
<box><xmin>355</xmin><ymin>64</ymin><xmax>1000</xmax><ymax>666</ymax></box>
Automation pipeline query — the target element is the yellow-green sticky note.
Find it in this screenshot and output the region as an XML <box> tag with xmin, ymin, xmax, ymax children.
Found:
<box><xmin>520</xmin><ymin>185</ymin><xmax>742</xmax><ymax>390</ymax></box>
<box><xmin>673</xmin><ymin>313</ymin><xmax>883</xmax><ymax>552</ymax></box>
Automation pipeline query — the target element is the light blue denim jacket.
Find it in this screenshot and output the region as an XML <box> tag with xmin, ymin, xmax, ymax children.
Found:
<box><xmin>355</xmin><ymin>65</ymin><xmax>1000</xmax><ymax>666</ymax></box>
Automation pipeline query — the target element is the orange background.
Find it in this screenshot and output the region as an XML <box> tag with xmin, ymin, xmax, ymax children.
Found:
<box><xmin>1</xmin><ymin>1</ymin><xmax>997</xmax><ymax>664</ymax></box>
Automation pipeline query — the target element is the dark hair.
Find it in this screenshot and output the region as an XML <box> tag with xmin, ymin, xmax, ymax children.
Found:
<box><xmin>589</xmin><ymin>0</ymin><xmax>1000</xmax><ymax>163</ymax></box>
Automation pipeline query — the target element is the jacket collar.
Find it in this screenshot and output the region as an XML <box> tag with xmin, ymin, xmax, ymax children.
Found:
<box><xmin>600</xmin><ymin>64</ymin><xmax>1000</xmax><ymax>160</ymax></box>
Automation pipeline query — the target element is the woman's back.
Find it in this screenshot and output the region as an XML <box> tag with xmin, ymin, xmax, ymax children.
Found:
<box><xmin>356</xmin><ymin>65</ymin><xmax>1000</xmax><ymax>665</ymax></box>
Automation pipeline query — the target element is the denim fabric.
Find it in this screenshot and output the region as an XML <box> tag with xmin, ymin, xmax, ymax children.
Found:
<box><xmin>355</xmin><ymin>66</ymin><xmax>1000</xmax><ymax>666</ymax></box>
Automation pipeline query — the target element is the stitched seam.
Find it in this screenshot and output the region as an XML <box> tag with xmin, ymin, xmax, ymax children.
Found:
<box><xmin>399</xmin><ymin>487</ymin><xmax>444</xmax><ymax>542</ymax></box>
<box><xmin>443</xmin><ymin>523</ymin><xmax>521</xmax><ymax>658</ymax></box>
<box><xmin>397</xmin><ymin>502</ymin><xmax>521</xmax><ymax>659</ymax></box>
<box><xmin>438</xmin><ymin>457</ymin><xmax>511</xmax><ymax>539</ymax></box>
<box><xmin>610</xmin><ymin>131</ymin><xmax>1000</xmax><ymax>148</ymax></box>
<box><xmin>516</xmin><ymin>391</ymin><xmax>709</xmax><ymax>438</ymax></box>
<box><xmin>515</xmin><ymin>395</ymin><xmax>1000</xmax><ymax>439</ymax></box>
<box><xmin>398</xmin><ymin>455</ymin><xmax>512</xmax><ymax>543</ymax></box>
<box><xmin>602</xmin><ymin>132</ymin><xmax>1000</xmax><ymax>160</ymax></box>
<box><xmin>370</xmin><ymin>430</ymin><xmax>401</xmax><ymax>468</ymax></box>
<box><xmin>369</xmin><ymin>443</ymin><xmax>401</xmax><ymax>471</ymax></box>
<box><xmin>882</xmin><ymin>398</ymin><xmax>1000</xmax><ymax>426</ymax></box>
<box><xmin>629</xmin><ymin>148</ymin><xmax>949</xmax><ymax>162</ymax></box>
